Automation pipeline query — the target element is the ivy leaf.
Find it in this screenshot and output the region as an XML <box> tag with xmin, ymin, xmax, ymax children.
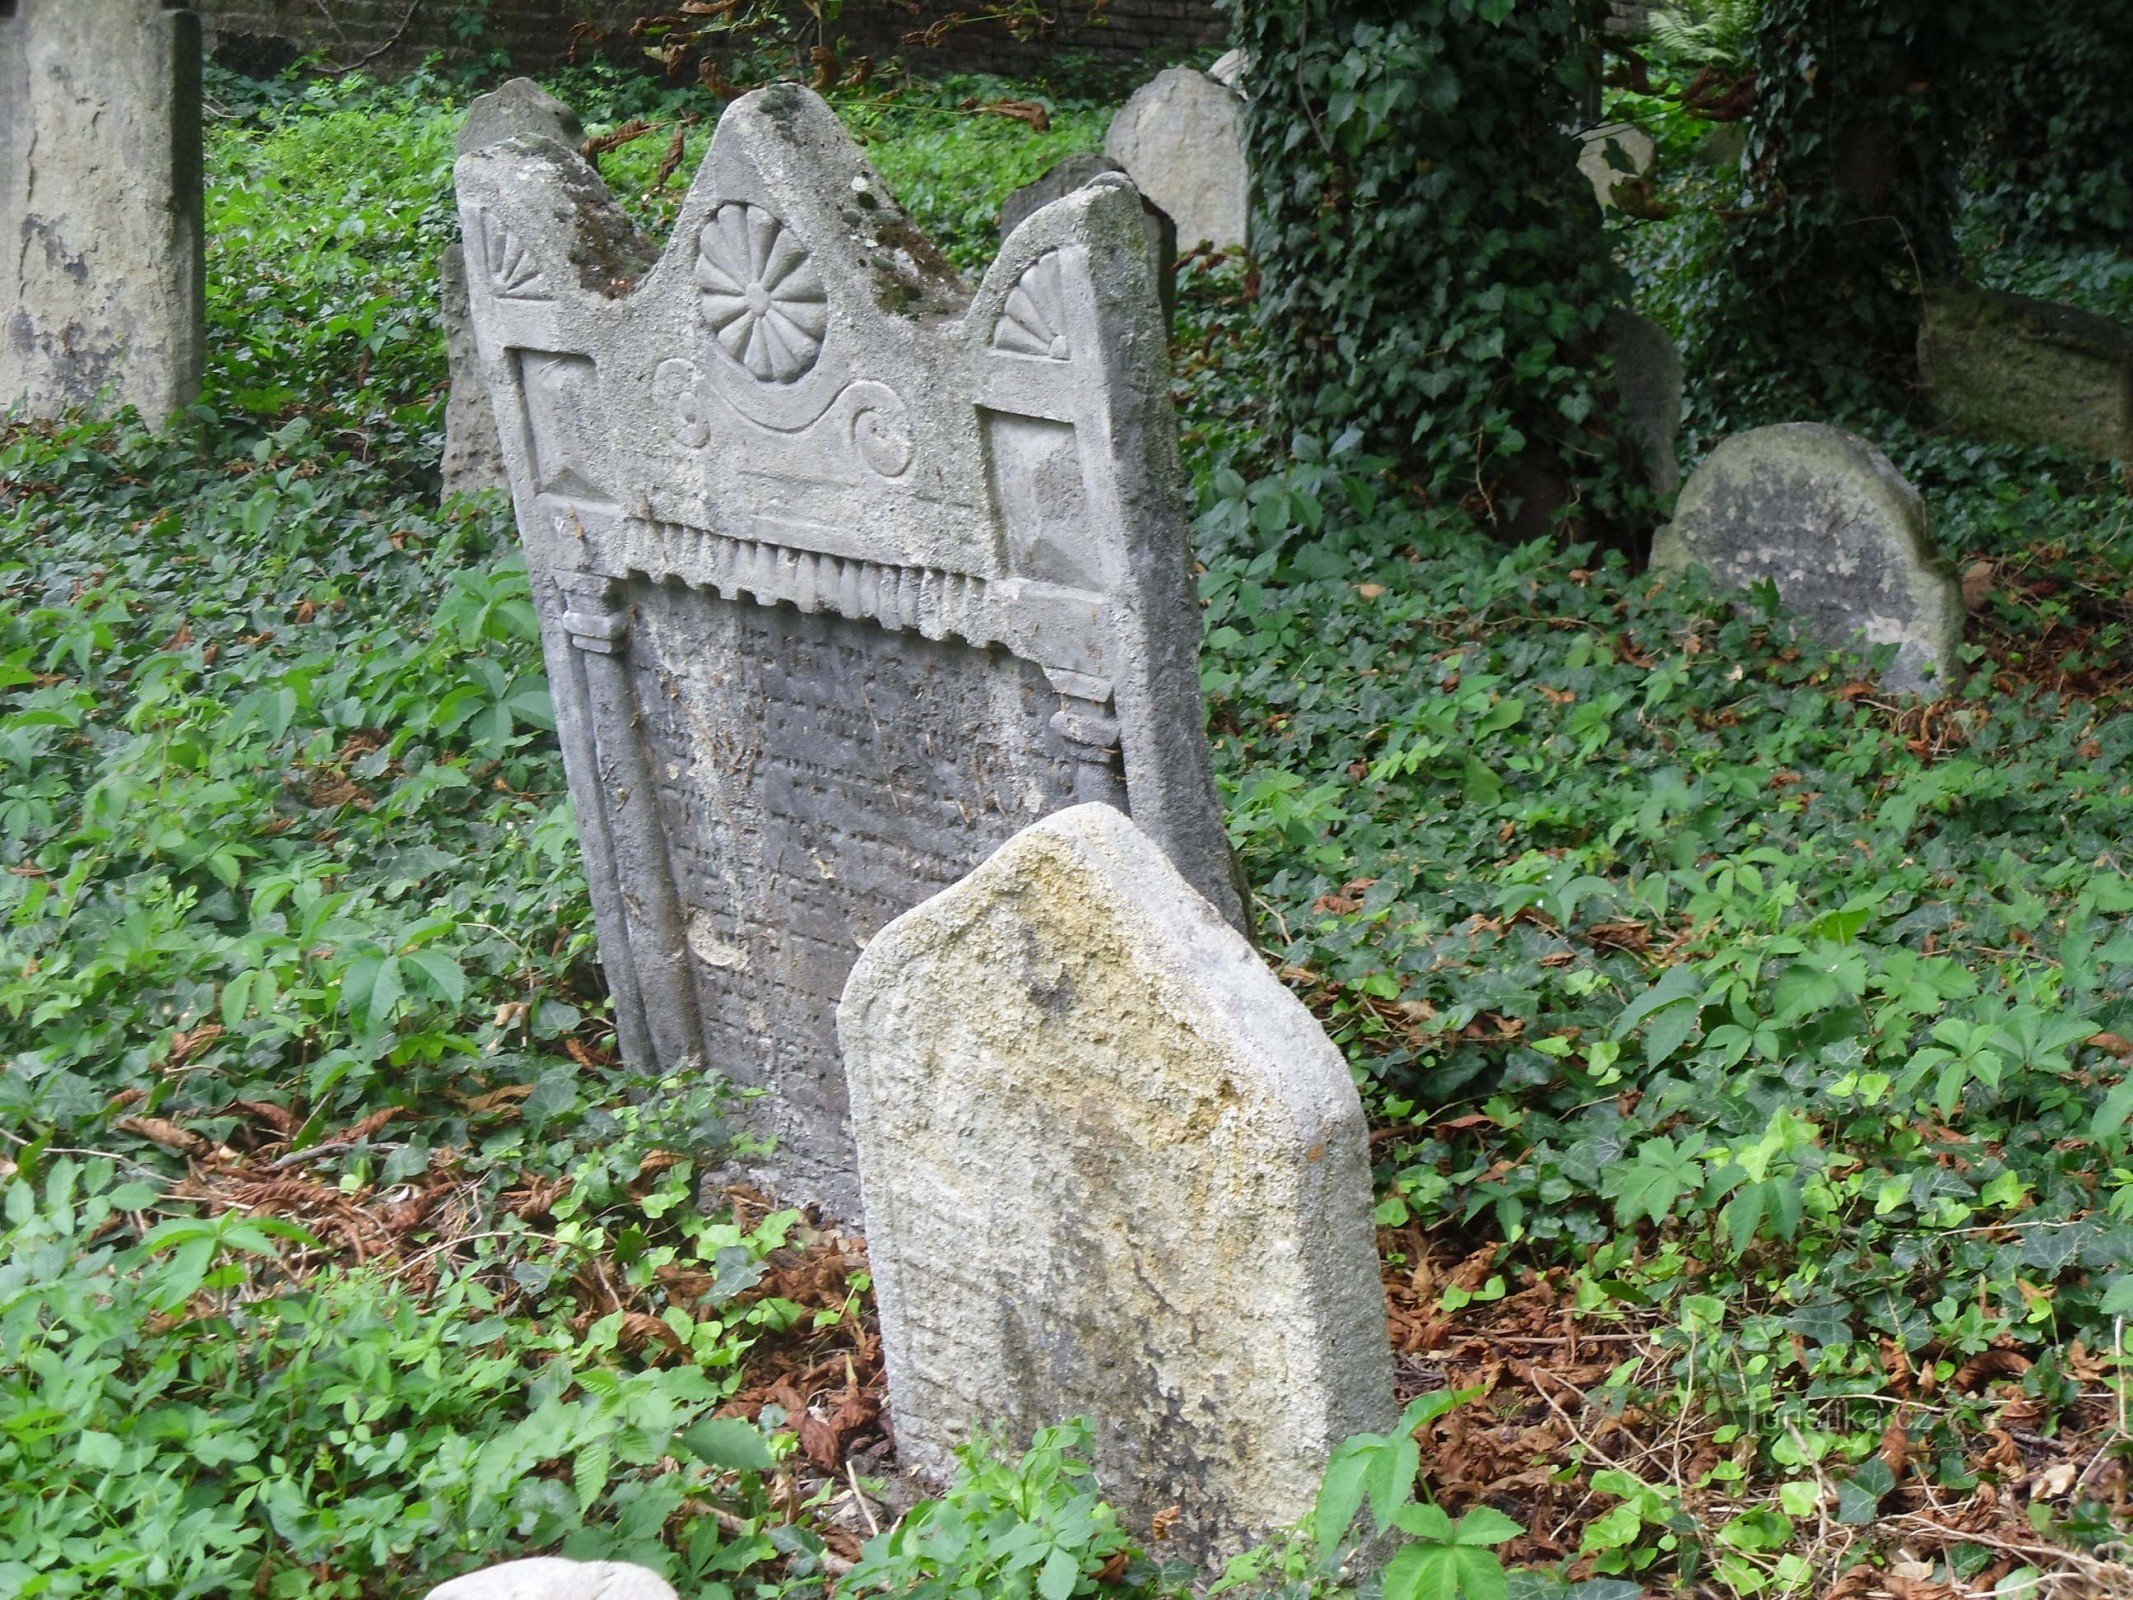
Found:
<box><xmin>1835</xmin><ymin>1459</ymin><xmax>1895</xmax><ymax>1525</ymax></box>
<box><xmin>1601</xmin><ymin>1136</ymin><xmax>1704</xmax><ymax>1228</ymax></box>
<box><xmin>679</xmin><ymin>1418</ymin><xmax>775</xmax><ymax>1473</ymax></box>
<box><xmin>1037</xmin><ymin>1546</ymin><xmax>1079</xmax><ymax>1600</ymax></box>
<box><xmin>403</xmin><ymin>948</ymin><xmax>465</xmax><ymax>1007</ymax></box>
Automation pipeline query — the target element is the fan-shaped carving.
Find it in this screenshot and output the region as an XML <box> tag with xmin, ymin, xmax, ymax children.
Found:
<box><xmin>695</xmin><ymin>202</ymin><xmax>829</xmax><ymax>384</ymax></box>
<box><xmin>473</xmin><ymin>208</ymin><xmax>549</xmax><ymax>301</ymax></box>
<box><xmin>993</xmin><ymin>251</ymin><xmax>1071</xmax><ymax>362</ymax></box>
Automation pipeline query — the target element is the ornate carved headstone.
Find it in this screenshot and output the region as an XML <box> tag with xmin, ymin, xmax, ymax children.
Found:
<box><xmin>1654</xmin><ymin>423</ymin><xmax>1964</xmax><ymax>695</ymax></box>
<box><xmin>0</xmin><ymin>0</ymin><xmax>205</xmax><ymax>429</ymax></box>
<box><xmin>456</xmin><ymin>85</ymin><xmax>1241</xmax><ymax>1221</ymax></box>
<box><xmin>442</xmin><ymin>79</ymin><xmax>584</xmax><ymax>499</ymax></box>
<box><xmin>839</xmin><ymin>803</ymin><xmax>1394</xmax><ymax>1565</ymax></box>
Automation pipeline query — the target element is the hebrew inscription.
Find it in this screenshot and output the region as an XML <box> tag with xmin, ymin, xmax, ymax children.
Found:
<box><xmin>457</xmin><ymin>84</ymin><xmax>1239</xmax><ymax>1219</ymax></box>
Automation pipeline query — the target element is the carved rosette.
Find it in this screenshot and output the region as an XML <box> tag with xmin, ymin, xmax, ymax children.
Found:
<box><xmin>993</xmin><ymin>251</ymin><xmax>1071</xmax><ymax>362</ymax></box>
<box><xmin>695</xmin><ymin>202</ymin><xmax>829</xmax><ymax>384</ymax></box>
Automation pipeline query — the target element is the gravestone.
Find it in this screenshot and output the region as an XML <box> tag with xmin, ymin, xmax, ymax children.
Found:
<box><xmin>1605</xmin><ymin>307</ymin><xmax>1683</xmax><ymax>497</ymax></box>
<box><xmin>426</xmin><ymin>1559</ymin><xmax>676</xmax><ymax>1600</ymax></box>
<box><xmin>999</xmin><ymin>153</ymin><xmax>1177</xmax><ymax>327</ymax></box>
<box><xmin>456</xmin><ymin>85</ymin><xmax>1241</xmax><ymax>1222</ymax></box>
<box><xmin>442</xmin><ymin>79</ymin><xmax>584</xmax><ymax>498</ymax></box>
<box><xmin>1577</xmin><ymin>122</ymin><xmax>1656</xmax><ymax>209</ymax></box>
<box><xmin>1105</xmin><ymin>67</ymin><xmax>1249</xmax><ymax>253</ymax></box>
<box><xmin>1653</xmin><ymin>423</ymin><xmax>1963</xmax><ymax>695</ymax></box>
<box><xmin>839</xmin><ymin>803</ymin><xmax>1394</xmax><ymax>1565</ymax></box>
<box><xmin>1920</xmin><ymin>284</ymin><xmax>2133</xmax><ymax>462</ymax></box>
<box><xmin>0</xmin><ymin>0</ymin><xmax>204</xmax><ymax>429</ymax></box>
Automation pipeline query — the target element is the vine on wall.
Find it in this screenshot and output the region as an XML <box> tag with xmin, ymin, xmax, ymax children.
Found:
<box><xmin>1965</xmin><ymin>3</ymin><xmax>2133</xmax><ymax>251</ymax></box>
<box><xmin>1227</xmin><ymin>0</ymin><xmax>1649</xmax><ymax>551</ymax></box>
<box><xmin>1698</xmin><ymin>0</ymin><xmax>1975</xmax><ymax>403</ymax></box>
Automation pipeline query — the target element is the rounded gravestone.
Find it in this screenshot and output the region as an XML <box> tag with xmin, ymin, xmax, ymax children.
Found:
<box><xmin>1104</xmin><ymin>67</ymin><xmax>1248</xmax><ymax>252</ymax></box>
<box><xmin>1652</xmin><ymin>423</ymin><xmax>1963</xmax><ymax>696</ymax></box>
<box><xmin>424</xmin><ymin>1558</ymin><xmax>677</xmax><ymax>1600</ymax></box>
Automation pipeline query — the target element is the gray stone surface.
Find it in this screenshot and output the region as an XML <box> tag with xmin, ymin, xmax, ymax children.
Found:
<box><xmin>1654</xmin><ymin>423</ymin><xmax>1963</xmax><ymax>695</ymax></box>
<box><xmin>442</xmin><ymin>79</ymin><xmax>585</xmax><ymax>499</ymax></box>
<box><xmin>0</xmin><ymin>0</ymin><xmax>205</xmax><ymax>429</ymax></box>
<box><xmin>460</xmin><ymin>75</ymin><xmax>583</xmax><ymax>159</ymax></box>
<box><xmin>1920</xmin><ymin>284</ymin><xmax>2133</xmax><ymax>462</ymax></box>
<box><xmin>1104</xmin><ymin>67</ymin><xmax>1248</xmax><ymax>253</ymax></box>
<box><xmin>1577</xmin><ymin>122</ymin><xmax>1655</xmax><ymax>209</ymax></box>
<box><xmin>999</xmin><ymin>153</ymin><xmax>1176</xmax><ymax>328</ymax></box>
<box><xmin>425</xmin><ymin>1559</ymin><xmax>676</xmax><ymax>1600</ymax></box>
<box><xmin>456</xmin><ymin>85</ymin><xmax>1240</xmax><ymax>1222</ymax></box>
<box><xmin>1605</xmin><ymin>307</ymin><xmax>1683</xmax><ymax>497</ymax></box>
<box><xmin>839</xmin><ymin>802</ymin><xmax>1394</xmax><ymax>1565</ymax></box>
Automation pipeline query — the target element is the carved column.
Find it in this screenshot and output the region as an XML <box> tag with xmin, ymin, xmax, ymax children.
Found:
<box><xmin>555</xmin><ymin>571</ymin><xmax>707</xmax><ymax>1072</ymax></box>
<box><xmin>1051</xmin><ymin>697</ymin><xmax>1127</xmax><ymax>809</ymax></box>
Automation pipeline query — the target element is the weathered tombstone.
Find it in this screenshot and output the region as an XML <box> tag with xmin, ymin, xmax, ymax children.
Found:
<box><xmin>1919</xmin><ymin>284</ymin><xmax>2133</xmax><ymax>462</ymax></box>
<box><xmin>839</xmin><ymin>802</ymin><xmax>1394</xmax><ymax>1565</ymax></box>
<box><xmin>1653</xmin><ymin>423</ymin><xmax>1964</xmax><ymax>695</ymax></box>
<box><xmin>998</xmin><ymin>153</ymin><xmax>1177</xmax><ymax>327</ymax></box>
<box><xmin>441</xmin><ymin>79</ymin><xmax>584</xmax><ymax>499</ymax></box>
<box><xmin>0</xmin><ymin>0</ymin><xmax>204</xmax><ymax>429</ymax></box>
<box><xmin>456</xmin><ymin>85</ymin><xmax>1241</xmax><ymax>1222</ymax></box>
<box><xmin>1605</xmin><ymin>306</ymin><xmax>1683</xmax><ymax>497</ymax></box>
<box><xmin>1105</xmin><ymin>67</ymin><xmax>1249</xmax><ymax>253</ymax></box>
<box><xmin>1577</xmin><ymin>122</ymin><xmax>1656</xmax><ymax>209</ymax></box>
<box><xmin>426</xmin><ymin>1559</ymin><xmax>676</xmax><ymax>1600</ymax></box>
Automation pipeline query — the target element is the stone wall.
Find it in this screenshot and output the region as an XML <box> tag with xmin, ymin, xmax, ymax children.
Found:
<box><xmin>193</xmin><ymin>0</ymin><xmax>634</xmax><ymax>75</ymax></box>
<box><xmin>191</xmin><ymin>0</ymin><xmax>1223</xmax><ymax>76</ymax></box>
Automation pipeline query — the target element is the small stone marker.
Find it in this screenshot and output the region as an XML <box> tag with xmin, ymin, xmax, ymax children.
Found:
<box><xmin>0</xmin><ymin>0</ymin><xmax>205</xmax><ymax>429</ymax></box>
<box><xmin>1105</xmin><ymin>67</ymin><xmax>1249</xmax><ymax>252</ymax></box>
<box><xmin>1920</xmin><ymin>284</ymin><xmax>2133</xmax><ymax>462</ymax></box>
<box><xmin>442</xmin><ymin>79</ymin><xmax>584</xmax><ymax>499</ymax></box>
<box><xmin>456</xmin><ymin>86</ymin><xmax>1240</xmax><ymax>1221</ymax></box>
<box><xmin>1577</xmin><ymin>123</ymin><xmax>1656</xmax><ymax>209</ymax></box>
<box><xmin>1653</xmin><ymin>423</ymin><xmax>1963</xmax><ymax>695</ymax></box>
<box><xmin>1605</xmin><ymin>307</ymin><xmax>1683</xmax><ymax>497</ymax></box>
<box><xmin>999</xmin><ymin>153</ymin><xmax>1177</xmax><ymax>327</ymax></box>
<box><xmin>425</xmin><ymin>1559</ymin><xmax>676</xmax><ymax>1600</ymax></box>
<box><xmin>839</xmin><ymin>802</ymin><xmax>1396</xmax><ymax>1565</ymax></box>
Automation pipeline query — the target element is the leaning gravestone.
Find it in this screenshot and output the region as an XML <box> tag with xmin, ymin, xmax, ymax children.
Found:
<box><xmin>456</xmin><ymin>85</ymin><xmax>1241</xmax><ymax>1222</ymax></box>
<box><xmin>1919</xmin><ymin>284</ymin><xmax>2133</xmax><ymax>462</ymax></box>
<box><xmin>1605</xmin><ymin>307</ymin><xmax>1683</xmax><ymax>497</ymax></box>
<box><xmin>840</xmin><ymin>803</ymin><xmax>1395</xmax><ymax>1565</ymax></box>
<box><xmin>1105</xmin><ymin>67</ymin><xmax>1249</xmax><ymax>253</ymax></box>
<box><xmin>441</xmin><ymin>79</ymin><xmax>584</xmax><ymax>499</ymax></box>
<box><xmin>0</xmin><ymin>0</ymin><xmax>204</xmax><ymax>429</ymax></box>
<box><xmin>1653</xmin><ymin>423</ymin><xmax>1963</xmax><ymax>695</ymax></box>
<box><xmin>999</xmin><ymin>152</ymin><xmax>1177</xmax><ymax>328</ymax></box>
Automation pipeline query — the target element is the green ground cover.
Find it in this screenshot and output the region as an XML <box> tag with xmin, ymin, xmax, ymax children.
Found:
<box><xmin>3</xmin><ymin>54</ymin><xmax>2132</xmax><ymax>1600</ymax></box>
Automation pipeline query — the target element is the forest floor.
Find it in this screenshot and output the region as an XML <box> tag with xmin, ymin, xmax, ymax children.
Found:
<box><xmin>4</xmin><ymin>54</ymin><xmax>2133</xmax><ymax>1600</ymax></box>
